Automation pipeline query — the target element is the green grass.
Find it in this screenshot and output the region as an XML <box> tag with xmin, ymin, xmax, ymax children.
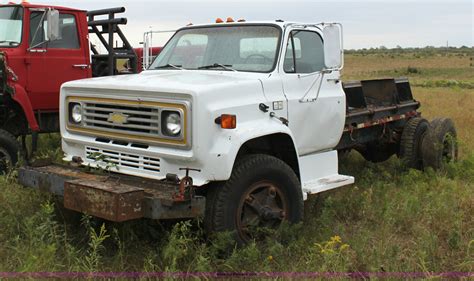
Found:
<box><xmin>1</xmin><ymin>154</ymin><xmax>473</xmax><ymax>273</ymax></box>
<box><xmin>0</xmin><ymin>49</ymin><xmax>473</xmax><ymax>274</ymax></box>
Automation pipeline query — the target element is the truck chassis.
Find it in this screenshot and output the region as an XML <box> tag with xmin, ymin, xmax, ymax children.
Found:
<box><xmin>18</xmin><ymin>77</ymin><xmax>430</xmax><ymax>222</ymax></box>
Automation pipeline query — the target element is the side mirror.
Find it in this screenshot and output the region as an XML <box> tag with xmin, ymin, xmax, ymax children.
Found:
<box><xmin>46</xmin><ymin>9</ymin><xmax>60</xmax><ymax>41</ymax></box>
<box><xmin>323</xmin><ymin>23</ymin><xmax>343</xmax><ymax>70</ymax></box>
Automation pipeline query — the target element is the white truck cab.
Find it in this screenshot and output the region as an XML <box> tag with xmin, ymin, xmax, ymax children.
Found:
<box><xmin>61</xmin><ymin>21</ymin><xmax>353</xmax><ymax>189</ymax></box>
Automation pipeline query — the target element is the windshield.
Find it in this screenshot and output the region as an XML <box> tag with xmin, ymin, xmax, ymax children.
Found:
<box><xmin>150</xmin><ymin>25</ymin><xmax>281</xmax><ymax>73</ymax></box>
<box><xmin>0</xmin><ymin>6</ymin><xmax>23</xmax><ymax>47</ymax></box>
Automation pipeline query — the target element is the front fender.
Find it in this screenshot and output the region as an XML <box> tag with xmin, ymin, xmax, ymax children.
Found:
<box><xmin>206</xmin><ymin>116</ymin><xmax>298</xmax><ymax>181</ymax></box>
<box><xmin>11</xmin><ymin>83</ymin><xmax>39</xmax><ymax>131</ymax></box>
<box><xmin>1</xmin><ymin>53</ymin><xmax>39</xmax><ymax>132</ymax></box>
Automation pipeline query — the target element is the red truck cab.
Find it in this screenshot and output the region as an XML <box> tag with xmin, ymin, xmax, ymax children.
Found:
<box><xmin>1</xmin><ymin>3</ymin><xmax>90</xmax><ymax>132</ymax></box>
<box><xmin>0</xmin><ymin>3</ymin><xmax>147</xmax><ymax>170</ymax></box>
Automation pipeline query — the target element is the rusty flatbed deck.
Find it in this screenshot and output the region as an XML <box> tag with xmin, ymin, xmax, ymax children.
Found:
<box><xmin>337</xmin><ymin>78</ymin><xmax>421</xmax><ymax>150</ymax></box>
<box><xmin>18</xmin><ymin>165</ymin><xmax>205</xmax><ymax>221</ymax></box>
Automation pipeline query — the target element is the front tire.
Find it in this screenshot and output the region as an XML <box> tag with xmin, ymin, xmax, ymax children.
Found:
<box><xmin>0</xmin><ymin>129</ymin><xmax>20</xmax><ymax>174</ymax></box>
<box><xmin>205</xmin><ymin>154</ymin><xmax>304</xmax><ymax>244</ymax></box>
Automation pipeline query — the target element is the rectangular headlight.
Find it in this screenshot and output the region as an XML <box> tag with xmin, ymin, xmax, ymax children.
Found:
<box><xmin>69</xmin><ymin>102</ymin><xmax>83</xmax><ymax>124</ymax></box>
<box><xmin>161</xmin><ymin>110</ymin><xmax>183</xmax><ymax>137</ymax></box>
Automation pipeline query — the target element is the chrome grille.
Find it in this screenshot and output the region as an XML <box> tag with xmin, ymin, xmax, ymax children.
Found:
<box><xmin>83</xmin><ymin>102</ymin><xmax>160</xmax><ymax>137</ymax></box>
<box><xmin>67</xmin><ymin>97</ymin><xmax>189</xmax><ymax>147</ymax></box>
<box><xmin>86</xmin><ymin>146</ymin><xmax>161</xmax><ymax>173</ymax></box>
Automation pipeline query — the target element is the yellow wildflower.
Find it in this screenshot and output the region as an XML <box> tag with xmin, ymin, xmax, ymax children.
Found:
<box><xmin>331</xmin><ymin>235</ymin><xmax>342</xmax><ymax>243</ymax></box>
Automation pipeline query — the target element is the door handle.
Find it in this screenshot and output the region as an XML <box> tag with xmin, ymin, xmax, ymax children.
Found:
<box><xmin>327</xmin><ymin>78</ymin><xmax>340</xmax><ymax>84</ymax></box>
<box><xmin>28</xmin><ymin>49</ymin><xmax>47</xmax><ymax>53</ymax></box>
<box><xmin>73</xmin><ymin>64</ymin><xmax>90</xmax><ymax>69</ymax></box>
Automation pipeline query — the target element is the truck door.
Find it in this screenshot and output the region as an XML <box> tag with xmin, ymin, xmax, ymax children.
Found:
<box><xmin>26</xmin><ymin>10</ymin><xmax>89</xmax><ymax>110</ymax></box>
<box><xmin>280</xmin><ymin>27</ymin><xmax>345</xmax><ymax>155</ymax></box>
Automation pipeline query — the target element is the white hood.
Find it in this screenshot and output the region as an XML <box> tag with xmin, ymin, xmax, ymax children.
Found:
<box><xmin>62</xmin><ymin>70</ymin><xmax>266</xmax><ymax>96</ymax></box>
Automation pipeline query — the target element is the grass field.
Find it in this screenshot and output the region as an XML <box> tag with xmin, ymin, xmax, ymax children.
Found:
<box><xmin>0</xmin><ymin>49</ymin><xmax>473</xmax><ymax>275</ymax></box>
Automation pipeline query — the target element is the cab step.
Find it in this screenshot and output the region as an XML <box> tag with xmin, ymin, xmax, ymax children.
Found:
<box><xmin>302</xmin><ymin>174</ymin><xmax>355</xmax><ymax>195</ymax></box>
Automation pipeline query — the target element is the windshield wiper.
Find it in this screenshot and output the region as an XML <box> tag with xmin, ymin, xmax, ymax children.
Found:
<box><xmin>0</xmin><ymin>41</ymin><xmax>19</xmax><ymax>46</ymax></box>
<box><xmin>198</xmin><ymin>63</ymin><xmax>237</xmax><ymax>72</ymax></box>
<box><xmin>154</xmin><ymin>64</ymin><xmax>184</xmax><ymax>70</ymax></box>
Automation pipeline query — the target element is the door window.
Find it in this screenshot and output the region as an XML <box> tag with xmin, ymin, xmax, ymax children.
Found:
<box><xmin>284</xmin><ymin>30</ymin><xmax>324</xmax><ymax>74</ymax></box>
<box><xmin>29</xmin><ymin>12</ymin><xmax>80</xmax><ymax>49</ymax></box>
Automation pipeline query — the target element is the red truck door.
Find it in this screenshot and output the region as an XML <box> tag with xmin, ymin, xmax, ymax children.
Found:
<box><xmin>26</xmin><ymin>9</ymin><xmax>90</xmax><ymax>110</ymax></box>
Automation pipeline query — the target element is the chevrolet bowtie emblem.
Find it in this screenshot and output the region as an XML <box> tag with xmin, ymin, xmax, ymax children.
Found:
<box><xmin>107</xmin><ymin>112</ymin><xmax>129</xmax><ymax>125</ymax></box>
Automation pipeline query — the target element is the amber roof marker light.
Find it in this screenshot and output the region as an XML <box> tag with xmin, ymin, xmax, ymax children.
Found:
<box><xmin>215</xmin><ymin>17</ymin><xmax>244</xmax><ymax>23</ymax></box>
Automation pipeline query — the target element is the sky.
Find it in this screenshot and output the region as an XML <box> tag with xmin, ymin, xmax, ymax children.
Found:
<box><xmin>3</xmin><ymin>0</ymin><xmax>473</xmax><ymax>49</ymax></box>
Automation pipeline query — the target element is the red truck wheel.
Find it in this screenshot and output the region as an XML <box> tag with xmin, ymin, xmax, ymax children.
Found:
<box><xmin>0</xmin><ymin>129</ymin><xmax>20</xmax><ymax>173</ymax></box>
<box><xmin>205</xmin><ymin>154</ymin><xmax>304</xmax><ymax>244</ymax></box>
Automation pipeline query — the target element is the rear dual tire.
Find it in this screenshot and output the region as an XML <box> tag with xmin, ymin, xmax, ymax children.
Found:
<box><xmin>355</xmin><ymin>116</ymin><xmax>457</xmax><ymax>171</ymax></box>
<box><xmin>399</xmin><ymin>117</ymin><xmax>457</xmax><ymax>170</ymax></box>
<box><xmin>399</xmin><ymin>117</ymin><xmax>430</xmax><ymax>170</ymax></box>
<box><xmin>421</xmin><ymin>118</ymin><xmax>458</xmax><ymax>170</ymax></box>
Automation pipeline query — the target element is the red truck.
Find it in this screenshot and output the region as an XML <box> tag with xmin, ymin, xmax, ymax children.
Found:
<box><xmin>0</xmin><ymin>2</ymin><xmax>155</xmax><ymax>171</ymax></box>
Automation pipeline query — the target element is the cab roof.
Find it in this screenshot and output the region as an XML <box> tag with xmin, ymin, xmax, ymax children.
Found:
<box><xmin>179</xmin><ymin>20</ymin><xmax>328</xmax><ymax>31</ymax></box>
<box><xmin>186</xmin><ymin>20</ymin><xmax>286</xmax><ymax>28</ymax></box>
<box><xmin>1</xmin><ymin>2</ymin><xmax>86</xmax><ymax>13</ymax></box>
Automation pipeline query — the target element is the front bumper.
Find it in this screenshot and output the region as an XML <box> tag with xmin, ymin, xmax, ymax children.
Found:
<box><xmin>18</xmin><ymin>164</ymin><xmax>205</xmax><ymax>222</ymax></box>
<box><xmin>61</xmin><ymin>136</ymin><xmax>216</xmax><ymax>186</ymax></box>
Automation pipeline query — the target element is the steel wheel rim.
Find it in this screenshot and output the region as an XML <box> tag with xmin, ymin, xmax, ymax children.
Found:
<box><xmin>236</xmin><ymin>181</ymin><xmax>288</xmax><ymax>241</ymax></box>
<box><xmin>0</xmin><ymin>147</ymin><xmax>12</xmax><ymax>171</ymax></box>
<box><xmin>442</xmin><ymin>133</ymin><xmax>456</xmax><ymax>162</ymax></box>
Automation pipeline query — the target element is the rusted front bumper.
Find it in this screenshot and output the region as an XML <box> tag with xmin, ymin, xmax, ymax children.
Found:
<box><xmin>18</xmin><ymin>165</ymin><xmax>205</xmax><ymax>222</ymax></box>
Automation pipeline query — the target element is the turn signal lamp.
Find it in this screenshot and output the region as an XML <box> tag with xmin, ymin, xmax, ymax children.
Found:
<box><xmin>216</xmin><ymin>18</ymin><xmax>224</xmax><ymax>23</ymax></box>
<box><xmin>215</xmin><ymin>114</ymin><xmax>237</xmax><ymax>129</ymax></box>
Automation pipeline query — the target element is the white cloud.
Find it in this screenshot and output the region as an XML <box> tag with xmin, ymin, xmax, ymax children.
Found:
<box><xmin>2</xmin><ymin>0</ymin><xmax>472</xmax><ymax>48</ymax></box>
